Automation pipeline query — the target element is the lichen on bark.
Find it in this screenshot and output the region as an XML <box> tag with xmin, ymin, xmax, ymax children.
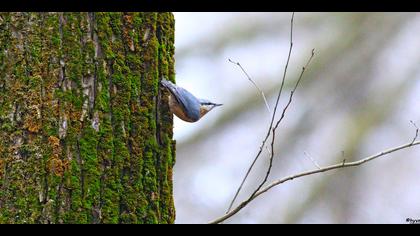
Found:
<box><xmin>0</xmin><ymin>12</ymin><xmax>176</xmax><ymax>224</ymax></box>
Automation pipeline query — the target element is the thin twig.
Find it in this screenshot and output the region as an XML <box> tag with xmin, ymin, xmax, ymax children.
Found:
<box><xmin>410</xmin><ymin>120</ymin><xmax>419</xmax><ymax>144</ymax></box>
<box><xmin>209</xmin><ymin>140</ymin><xmax>420</xmax><ymax>224</ymax></box>
<box><xmin>304</xmin><ymin>151</ymin><xmax>321</xmax><ymax>169</ymax></box>
<box><xmin>226</xmin><ymin>12</ymin><xmax>295</xmax><ymax>214</ymax></box>
<box><xmin>229</xmin><ymin>59</ymin><xmax>271</xmax><ymax>113</ymax></box>
<box><xmin>247</xmin><ymin>49</ymin><xmax>315</xmax><ymax>202</ymax></box>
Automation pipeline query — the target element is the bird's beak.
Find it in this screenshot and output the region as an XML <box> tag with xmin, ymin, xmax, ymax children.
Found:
<box><xmin>214</xmin><ymin>103</ymin><xmax>223</xmax><ymax>107</ymax></box>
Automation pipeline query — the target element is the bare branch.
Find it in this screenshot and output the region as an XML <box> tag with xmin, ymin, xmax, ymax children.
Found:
<box><xmin>247</xmin><ymin>49</ymin><xmax>315</xmax><ymax>202</ymax></box>
<box><xmin>228</xmin><ymin>59</ymin><xmax>271</xmax><ymax>113</ymax></box>
<box><xmin>216</xmin><ymin>13</ymin><xmax>418</xmax><ymax>225</ymax></box>
<box><xmin>209</xmin><ymin>140</ymin><xmax>420</xmax><ymax>224</ymax></box>
<box><xmin>226</xmin><ymin>12</ymin><xmax>295</xmax><ymax>214</ymax></box>
<box><xmin>410</xmin><ymin>120</ymin><xmax>419</xmax><ymax>145</ymax></box>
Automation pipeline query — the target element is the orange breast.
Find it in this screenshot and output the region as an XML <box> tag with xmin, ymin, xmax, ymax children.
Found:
<box><xmin>169</xmin><ymin>95</ymin><xmax>197</xmax><ymax>122</ymax></box>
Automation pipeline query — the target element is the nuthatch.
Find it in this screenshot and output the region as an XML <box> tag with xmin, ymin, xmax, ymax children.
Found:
<box><xmin>160</xmin><ymin>78</ymin><xmax>222</xmax><ymax>122</ymax></box>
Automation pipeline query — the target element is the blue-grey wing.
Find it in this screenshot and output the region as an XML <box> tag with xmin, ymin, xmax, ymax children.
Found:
<box><xmin>161</xmin><ymin>79</ymin><xmax>201</xmax><ymax>121</ymax></box>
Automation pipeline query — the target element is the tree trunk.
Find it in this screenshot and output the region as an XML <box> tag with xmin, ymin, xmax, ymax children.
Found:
<box><xmin>0</xmin><ymin>12</ymin><xmax>176</xmax><ymax>224</ymax></box>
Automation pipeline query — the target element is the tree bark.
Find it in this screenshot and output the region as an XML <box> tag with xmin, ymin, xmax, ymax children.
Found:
<box><xmin>0</xmin><ymin>12</ymin><xmax>176</xmax><ymax>224</ymax></box>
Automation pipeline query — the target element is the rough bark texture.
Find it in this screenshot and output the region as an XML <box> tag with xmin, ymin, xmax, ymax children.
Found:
<box><xmin>0</xmin><ymin>12</ymin><xmax>176</xmax><ymax>224</ymax></box>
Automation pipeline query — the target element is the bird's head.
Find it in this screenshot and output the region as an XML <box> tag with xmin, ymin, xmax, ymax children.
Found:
<box><xmin>198</xmin><ymin>99</ymin><xmax>223</xmax><ymax>118</ymax></box>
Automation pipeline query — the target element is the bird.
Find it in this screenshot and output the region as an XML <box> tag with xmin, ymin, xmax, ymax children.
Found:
<box><xmin>160</xmin><ymin>78</ymin><xmax>222</xmax><ymax>122</ymax></box>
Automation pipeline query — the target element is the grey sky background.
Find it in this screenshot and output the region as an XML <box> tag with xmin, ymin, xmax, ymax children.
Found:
<box><xmin>172</xmin><ymin>12</ymin><xmax>420</xmax><ymax>224</ymax></box>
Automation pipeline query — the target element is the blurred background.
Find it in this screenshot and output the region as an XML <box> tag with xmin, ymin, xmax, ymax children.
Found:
<box><xmin>172</xmin><ymin>12</ymin><xmax>420</xmax><ymax>224</ymax></box>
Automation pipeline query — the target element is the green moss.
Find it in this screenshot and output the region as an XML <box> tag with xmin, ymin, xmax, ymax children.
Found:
<box><xmin>0</xmin><ymin>12</ymin><xmax>176</xmax><ymax>224</ymax></box>
<box><xmin>154</xmin><ymin>12</ymin><xmax>176</xmax><ymax>224</ymax></box>
<box><xmin>1</xmin><ymin>123</ymin><xmax>13</xmax><ymax>132</ymax></box>
<box><xmin>79</xmin><ymin>126</ymin><xmax>100</xmax><ymax>218</ymax></box>
<box><xmin>58</xmin><ymin>12</ymin><xmax>87</xmax><ymax>224</ymax></box>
